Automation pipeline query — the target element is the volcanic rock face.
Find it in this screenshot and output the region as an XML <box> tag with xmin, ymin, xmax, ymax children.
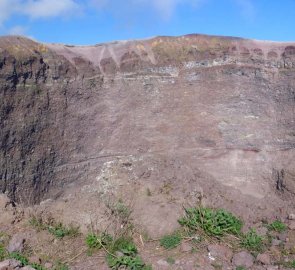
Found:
<box><xmin>0</xmin><ymin>34</ymin><xmax>295</xmax><ymax>235</ymax></box>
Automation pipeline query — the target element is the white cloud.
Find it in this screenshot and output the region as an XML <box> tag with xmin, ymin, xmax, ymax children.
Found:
<box><xmin>8</xmin><ymin>25</ymin><xmax>27</xmax><ymax>35</ymax></box>
<box><xmin>0</xmin><ymin>0</ymin><xmax>80</xmax><ymax>25</ymax></box>
<box><xmin>0</xmin><ymin>0</ymin><xmax>204</xmax><ymax>27</ymax></box>
<box><xmin>90</xmin><ymin>0</ymin><xmax>204</xmax><ymax>20</ymax></box>
<box><xmin>23</xmin><ymin>0</ymin><xmax>80</xmax><ymax>19</ymax></box>
<box><xmin>146</xmin><ymin>0</ymin><xmax>181</xmax><ymax>19</ymax></box>
<box><xmin>0</xmin><ymin>0</ymin><xmax>19</xmax><ymax>26</ymax></box>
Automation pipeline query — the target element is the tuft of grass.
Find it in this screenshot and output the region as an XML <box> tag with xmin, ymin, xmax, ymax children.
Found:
<box><xmin>29</xmin><ymin>215</ymin><xmax>79</xmax><ymax>239</ymax></box>
<box><xmin>113</xmin><ymin>201</ymin><xmax>132</xmax><ymax>222</ymax></box>
<box><xmin>106</xmin><ymin>236</ymin><xmax>152</xmax><ymax>270</ymax></box>
<box><xmin>107</xmin><ymin>254</ymin><xmax>151</xmax><ymax>270</ymax></box>
<box><xmin>47</xmin><ymin>223</ymin><xmax>79</xmax><ymax>239</ymax></box>
<box><xmin>212</xmin><ymin>262</ymin><xmax>223</xmax><ymax>269</ymax></box>
<box><xmin>240</xmin><ymin>229</ymin><xmax>263</xmax><ymax>252</ymax></box>
<box><xmin>0</xmin><ymin>244</ymin><xmax>47</xmax><ymax>270</ymax></box>
<box><xmin>29</xmin><ymin>216</ymin><xmax>47</xmax><ymax>231</ymax></box>
<box><xmin>85</xmin><ymin>233</ymin><xmax>112</xmax><ymax>249</ymax></box>
<box><xmin>146</xmin><ymin>188</ymin><xmax>152</xmax><ymax>196</ymax></box>
<box><xmin>54</xmin><ymin>261</ymin><xmax>69</xmax><ymax>270</ymax></box>
<box><xmin>166</xmin><ymin>257</ymin><xmax>175</xmax><ymax>265</ymax></box>
<box><xmin>30</xmin><ymin>263</ymin><xmax>47</xmax><ymax>270</ymax></box>
<box><xmin>279</xmin><ymin>259</ymin><xmax>295</xmax><ymax>269</ymax></box>
<box><xmin>160</xmin><ymin>234</ymin><xmax>181</xmax><ymax>249</ymax></box>
<box><xmin>288</xmin><ymin>260</ymin><xmax>295</xmax><ymax>268</ymax></box>
<box><xmin>179</xmin><ymin>207</ymin><xmax>242</xmax><ymax>237</ymax></box>
<box><xmin>268</xmin><ymin>220</ymin><xmax>287</xmax><ymax>233</ymax></box>
<box><xmin>9</xmin><ymin>252</ymin><xmax>29</xmax><ymax>266</ymax></box>
<box><xmin>108</xmin><ymin>237</ymin><xmax>137</xmax><ymax>256</ymax></box>
<box><xmin>236</xmin><ymin>267</ymin><xmax>247</xmax><ymax>270</ymax></box>
<box><xmin>0</xmin><ymin>244</ymin><xmax>8</xmax><ymax>261</ymax></box>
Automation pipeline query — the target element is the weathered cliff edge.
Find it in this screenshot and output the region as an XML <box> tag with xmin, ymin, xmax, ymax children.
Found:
<box><xmin>1</xmin><ymin>34</ymin><xmax>295</xmax><ymax>236</ymax></box>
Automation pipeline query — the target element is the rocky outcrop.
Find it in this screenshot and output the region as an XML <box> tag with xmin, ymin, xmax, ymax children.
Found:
<box><xmin>0</xmin><ymin>35</ymin><xmax>295</xmax><ymax>232</ymax></box>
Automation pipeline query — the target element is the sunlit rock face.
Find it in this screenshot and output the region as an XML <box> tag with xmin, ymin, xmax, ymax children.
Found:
<box><xmin>0</xmin><ymin>34</ymin><xmax>294</xmax><ymax>224</ymax></box>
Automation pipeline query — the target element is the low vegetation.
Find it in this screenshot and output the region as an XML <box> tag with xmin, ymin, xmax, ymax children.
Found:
<box><xmin>106</xmin><ymin>237</ymin><xmax>150</xmax><ymax>270</ymax></box>
<box><xmin>240</xmin><ymin>229</ymin><xmax>264</xmax><ymax>252</ymax></box>
<box><xmin>29</xmin><ymin>216</ymin><xmax>79</xmax><ymax>239</ymax></box>
<box><xmin>236</xmin><ymin>267</ymin><xmax>247</xmax><ymax>270</ymax></box>
<box><xmin>85</xmin><ymin>234</ymin><xmax>151</xmax><ymax>269</ymax></box>
<box><xmin>3</xmin><ymin>206</ymin><xmax>294</xmax><ymax>269</ymax></box>
<box><xmin>166</xmin><ymin>257</ymin><xmax>175</xmax><ymax>265</ymax></box>
<box><xmin>178</xmin><ymin>207</ymin><xmax>243</xmax><ymax>237</ymax></box>
<box><xmin>47</xmin><ymin>223</ymin><xmax>79</xmax><ymax>239</ymax></box>
<box><xmin>267</xmin><ymin>220</ymin><xmax>287</xmax><ymax>233</ymax></box>
<box><xmin>86</xmin><ymin>232</ymin><xmax>113</xmax><ymax>249</ymax></box>
<box><xmin>0</xmin><ymin>244</ymin><xmax>8</xmax><ymax>261</ymax></box>
<box><xmin>160</xmin><ymin>233</ymin><xmax>181</xmax><ymax>249</ymax></box>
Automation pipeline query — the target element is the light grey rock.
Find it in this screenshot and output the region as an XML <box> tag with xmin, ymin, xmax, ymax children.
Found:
<box><xmin>257</xmin><ymin>253</ymin><xmax>271</xmax><ymax>265</ymax></box>
<box><xmin>288</xmin><ymin>221</ymin><xmax>295</xmax><ymax>230</ymax></box>
<box><xmin>232</xmin><ymin>251</ymin><xmax>254</xmax><ymax>268</ymax></box>
<box><xmin>271</xmin><ymin>239</ymin><xmax>282</xmax><ymax>246</ymax></box>
<box><xmin>0</xmin><ymin>260</ymin><xmax>11</xmax><ymax>270</ymax></box>
<box><xmin>0</xmin><ymin>259</ymin><xmax>21</xmax><ymax>270</ymax></box>
<box><xmin>266</xmin><ymin>266</ymin><xmax>279</xmax><ymax>270</ymax></box>
<box><xmin>44</xmin><ymin>262</ymin><xmax>53</xmax><ymax>269</ymax></box>
<box><xmin>7</xmin><ymin>234</ymin><xmax>25</xmax><ymax>253</ymax></box>
<box><xmin>180</xmin><ymin>242</ymin><xmax>192</xmax><ymax>252</ymax></box>
<box><xmin>157</xmin><ymin>259</ymin><xmax>170</xmax><ymax>267</ymax></box>
<box><xmin>207</xmin><ymin>244</ymin><xmax>233</xmax><ymax>261</ymax></box>
<box><xmin>21</xmin><ymin>266</ymin><xmax>36</xmax><ymax>270</ymax></box>
<box><xmin>256</xmin><ymin>226</ymin><xmax>268</xmax><ymax>237</ymax></box>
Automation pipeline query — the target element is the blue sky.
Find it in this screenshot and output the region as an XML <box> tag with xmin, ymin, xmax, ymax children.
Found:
<box><xmin>0</xmin><ymin>0</ymin><xmax>294</xmax><ymax>45</ymax></box>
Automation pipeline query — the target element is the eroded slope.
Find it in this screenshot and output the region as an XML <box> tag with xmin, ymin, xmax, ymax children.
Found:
<box><xmin>0</xmin><ymin>34</ymin><xmax>295</xmax><ymax>236</ymax></box>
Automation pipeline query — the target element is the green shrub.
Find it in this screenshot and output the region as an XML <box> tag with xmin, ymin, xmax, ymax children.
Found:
<box><xmin>236</xmin><ymin>267</ymin><xmax>247</xmax><ymax>270</ymax></box>
<box><xmin>47</xmin><ymin>223</ymin><xmax>79</xmax><ymax>239</ymax></box>
<box><xmin>166</xmin><ymin>257</ymin><xmax>175</xmax><ymax>265</ymax></box>
<box><xmin>106</xmin><ymin>237</ymin><xmax>151</xmax><ymax>270</ymax></box>
<box><xmin>179</xmin><ymin>207</ymin><xmax>242</xmax><ymax>237</ymax></box>
<box><xmin>241</xmin><ymin>229</ymin><xmax>263</xmax><ymax>251</ymax></box>
<box><xmin>160</xmin><ymin>234</ymin><xmax>181</xmax><ymax>249</ymax></box>
<box><xmin>29</xmin><ymin>216</ymin><xmax>79</xmax><ymax>239</ymax></box>
<box><xmin>288</xmin><ymin>260</ymin><xmax>295</xmax><ymax>268</ymax></box>
<box><xmin>9</xmin><ymin>252</ymin><xmax>29</xmax><ymax>266</ymax></box>
<box><xmin>2</xmin><ymin>247</ymin><xmax>46</xmax><ymax>270</ymax></box>
<box><xmin>107</xmin><ymin>254</ymin><xmax>150</xmax><ymax>270</ymax></box>
<box><xmin>30</xmin><ymin>263</ymin><xmax>47</xmax><ymax>270</ymax></box>
<box><xmin>0</xmin><ymin>244</ymin><xmax>8</xmax><ymax>261</ymax></box>
<box><xmin>29</xmin><ymin>216</ymin><xmax>47</xmax><ymax>231</ymax></box>
<box><xmin>268</xmin><ymin>220</ymin><xmax>287</xmax><ymax>233</ymax></box>
<box><xmin>86</xmin><ymin>233</ymin><xmax>112</xmax><ymax>249</ymax></box>
<box><xmin>109</xmin><ymin>237</ymin><xmax>137</xmax><ymax>256</ymax></box>
<box><xmin>54</xmin><ymin>261</ymin><xmax>69</xmax><ymax>270</ymax></box>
